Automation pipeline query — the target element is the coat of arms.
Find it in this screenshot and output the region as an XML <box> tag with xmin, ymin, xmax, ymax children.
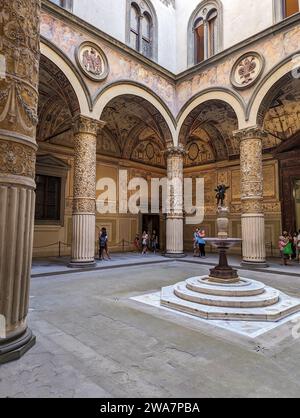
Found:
<box><xmin>230</xmin><ymin>52</ymin><xmax>264</xmax><ymax>89</ymax></box>
<box><xmin>76</xmin><ymin>42</ymin><xmax>109</xmax><ymax>81</ymax></box>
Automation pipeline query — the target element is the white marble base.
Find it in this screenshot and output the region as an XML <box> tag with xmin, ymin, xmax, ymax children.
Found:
<box><xmin>159</xmin><ymin>276</ymin><xmax>300</xmax><ymax>322</ymax></box>
<box><xmin>131</xmin><ymin>292</ymin><xmax>300</xmax><ymax>339</ymax></box>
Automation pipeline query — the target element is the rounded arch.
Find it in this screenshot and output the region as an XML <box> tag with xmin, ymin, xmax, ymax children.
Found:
<box><xmin>247</xmin><ymin>54</ymin><xmax>300</xmax><ymax>126</ymax></box>
<box><xmin>93</xmin><ymin>82</ymin><xmax>177</xmax><ymax>144</ymax></box>
<box><xmin>40</xmin><ymin>41</ymin><xmax>91</xmax><ymax>116</ymax></box>
<box><xmin>176</xmin><ymin>88</ymin><xmax>247</xmax><ymax>140</ymax></box>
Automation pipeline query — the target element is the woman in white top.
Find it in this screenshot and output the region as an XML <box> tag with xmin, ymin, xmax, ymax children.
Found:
<box><xmin>142</xmin><ymin>231</ymin><xmax>149</xmax><ymax>255</ymax></box>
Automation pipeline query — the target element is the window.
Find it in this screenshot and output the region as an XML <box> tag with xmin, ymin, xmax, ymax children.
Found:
<box><xmin>50</xmin><ymin>0</ymin><xmax>73</xmax><ymax>11</ymax></box>
<box><xmin>282</xmin><ymin>0</ymin><xmax>299</xmax><ymax>17</ymax></box>
<box><xmin>126</xmin><ymin>1</ymin><xmax>157</xmax><ymax>60</ymax></box>
<box><xmin>35</xmin><ymin>155</ymin><xmax>70</xmax><ymax>226</ymax></box>
<box><xmin>35</xmin><ymin>175</ymin><xmax>61</xmax><ymax>221</ymax></box>
<box><xmin>274</xmin><ymin>0</ymin><xmax>299</xmax><ymax>21</ymax></box>
<box><xmin>194</xmin><ymin>18</ymin><xmax>205</xmax><ymax>63</ymax></box>
<box><xmin>188</xmin><ymin>1</ymin><xmax>222</xmax><ymax>66</ymax></box>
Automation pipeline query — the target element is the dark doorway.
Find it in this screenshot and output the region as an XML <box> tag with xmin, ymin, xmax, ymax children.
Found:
<box><xmin>276</xmin><ymin>134</ymin><xmax>300</xmax><ymax>233</ymax></box>
<box><xmin>142</xmin><ymin>215</ymin><xmax>160</xmax><ymax>247</ymax></box>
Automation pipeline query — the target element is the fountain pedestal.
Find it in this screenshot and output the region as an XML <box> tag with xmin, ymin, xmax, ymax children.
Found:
<box><xmin>207</xmin><ymin>239</ymin><xmax>241</xmax><ymax>284</ymax></box>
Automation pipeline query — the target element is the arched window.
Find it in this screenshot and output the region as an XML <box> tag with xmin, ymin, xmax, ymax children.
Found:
<box><xmin>126</xmin><ymin>0</ymin><xmax>157</xmax><ymax>60</ymax></box>
<box><xmin>274</xmin><ymin>0</ymin><xmax>300</xmax><ymax>21</ymax></box>
<box><xmin>50</xmin><ymin>0</ymin><xmax>73</xmax><ymax>11</ymax></box>
<box><xmin>189</xmin><ymin>2</ymin><xmax>222</xmax><ymax>66</ymax></box>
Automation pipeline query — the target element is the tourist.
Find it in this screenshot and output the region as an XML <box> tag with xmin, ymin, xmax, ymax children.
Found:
<box><xmin>278</xmin><ymin>234</ymin><xmax>286</xmax><ymax>261</ymax></box>
<box><xmin>151</xmin><ymin>230</ymin><xmax>159</xmax><ymax>254</ymax></box>
<box><xmin>292</xmin><ymin>232</ymin><xmax>298</xmax><ymax>260</ymax></box>
<box><xmin>282</xmin><ymin>231</ymin><xmax>293</xmax><ymax>266</ymax></box>
<box><xmin>193</xmin><ymin>228</ymin><xmax>200</xmax><ymax>257</ymax></box>
<box><xmin>134</xmin><ymin>234</ymin><xmax>140</xmax><ymax>252</ymax></box>
<box><xmin>99</xmin><ymin>228</ymin><xmax>111</xmax><ymax>261</ymax></box>
<box><xmin>141</xmin><ymin>231</ymin><xmax>149</xmax><ymax>255</ymax></box>
<box><xmin>198</xmin><ymin>230</ymin><xmax>206</xmax><ymax>258</ymax></box>
<box><xmin>297</xmin><ymin>230</ymin><xmax>300</xmax><ymax>264</ymax></box>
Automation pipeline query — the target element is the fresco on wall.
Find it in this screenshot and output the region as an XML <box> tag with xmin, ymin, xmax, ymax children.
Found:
<box><xmin>176</xmin><ymin>24</ymin><xmax>300</xmax><ymax>115</ymax></box>
<box><xmin>40</xmin><ymin>12</ymin><xmax>176</xmax><ymax>114</ymax></box>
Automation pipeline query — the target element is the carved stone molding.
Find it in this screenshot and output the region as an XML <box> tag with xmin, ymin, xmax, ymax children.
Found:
<box><xmin>165</xmin><ymin>145</ymin><xmax>186</xmax><ymax>158</ymax></box>
<box><xmin>73</xmin><ymin>115</ymin><xmax>106</xmax><ymax>136</ymax></box>
<box><xmin>233</xmin><ymin>126</ymin><xmax>267</xmax><ymax>143</ymax></box>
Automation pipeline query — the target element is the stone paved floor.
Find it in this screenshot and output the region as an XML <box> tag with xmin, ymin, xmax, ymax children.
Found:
<box><xmin>1</xmin><ymin>262</ymin><xmax>300</xmax><ymax>398</ymax></box>
<box><xmin>31</xmin><ymin>252</ymin><xmax>300</xmax><ymax>277</ymax></box>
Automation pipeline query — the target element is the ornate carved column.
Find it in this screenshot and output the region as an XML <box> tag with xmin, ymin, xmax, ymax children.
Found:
<box><xmin>69</xmin><ymin>116</ymin><xmax>105</xmax><ymax>268</ymax></box>
<box><xmin>165</xmin><ymin>146</ymin><xmax>185</xmax><ymax>258</ymax></box>
<box><xmin>0</xmin><ymin>0</ymin><xmax>41</xmax><ymax>363</ymax></box>
<box><xmin>234</xmin><ymin>126</ymin><xmax>267</xmax><ymax>267</ymax></box>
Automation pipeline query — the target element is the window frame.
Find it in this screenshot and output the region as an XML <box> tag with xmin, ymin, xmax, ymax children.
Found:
<box><xmin>35</xmin><ymin>155</ymin><xmax>70</xmax><ymax>227</ymax></box>
<box><xmin>126</xmin><ymin>0</ymin><xmax>158</xmax><ymax>61</ymax></box>
<box><xmin>50</xmin><ymin>0</ymin><xmax>73</xmax><ymax>12</ymax></box>
<box><xmin>274</xmin><ymin>0</ymin><xmax>300</xmax><ymax>22</ymax></box>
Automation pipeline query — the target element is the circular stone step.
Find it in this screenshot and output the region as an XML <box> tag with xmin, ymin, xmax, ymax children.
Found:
<box><xmin>174</xmin><ymin>282</ymin><xmax>279</xmax><ymax>308</ymax></box>
<box><xmin>186</xmin><ymin>277</ymin><xmax>266</xmax><ymax>297</ymax></box>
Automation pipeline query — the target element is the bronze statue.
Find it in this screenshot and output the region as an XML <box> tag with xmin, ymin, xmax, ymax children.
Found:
<box><xmin>215</xmin><ymin>184</ymin><xmax>230</xmax><ymax>207</ymax></box>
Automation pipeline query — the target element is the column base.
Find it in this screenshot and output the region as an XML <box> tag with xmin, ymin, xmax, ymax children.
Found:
<box><xmin>68</xmin><ymin>260</ymin><xmax>96</xmax><ymax>269</ymax></box>
<box><xmin>163</xmin><ymin>253</ymin><xmax>187</xmax><ymax>259</ymax></box>
<box><xmin>241</xmin><ymin>260</ymin><xmax>269</xmax><ymax>269</ymax></box>
<box><xmin>0</xmin><ymin>328</ymin><xmax>36</xmax><ymax>365</ymax></box>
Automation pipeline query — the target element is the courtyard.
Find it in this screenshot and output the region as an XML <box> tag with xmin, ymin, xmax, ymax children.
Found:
<box><xmin>1</xmin><ymin>260</ymin><xmax>300</xmax><ymax>398</ymax></box>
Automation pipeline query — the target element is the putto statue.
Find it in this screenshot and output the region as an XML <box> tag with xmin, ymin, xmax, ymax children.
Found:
<box><xmin>215</xmin><ymin>184</ymin><xmax>230</xmax><ymax>207</ymax></box>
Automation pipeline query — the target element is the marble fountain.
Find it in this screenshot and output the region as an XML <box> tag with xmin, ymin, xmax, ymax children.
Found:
<box><xmin>160</xmin><ymin>206</ymin><xmax>300</xmax><ymax>322</ymax></box>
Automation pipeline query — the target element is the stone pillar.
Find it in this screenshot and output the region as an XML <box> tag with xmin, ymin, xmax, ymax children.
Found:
<box><xmin>165</xmin><ymin>146</ymin><xmax>185</xmax><ymax>258</ymax></box>
<box><xmin>69</xmin><ymin>116</ymin><xmax>105</xmax><ymax>268</ymax></box>
<box><xmin>0</xmin><ymin>0</ymin><xmax>41</xmax><ymax>363</ymax></box>
<box><xmin>234</xmin><ymin>126</ymin><xmax>267</xmax><ymax>267</ymax></box>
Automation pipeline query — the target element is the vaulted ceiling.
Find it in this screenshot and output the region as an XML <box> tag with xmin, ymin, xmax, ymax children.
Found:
<box><xmin>179</xmin><ymin>100</ymin><xmax>239</xmax><ymax>167</ymax></box>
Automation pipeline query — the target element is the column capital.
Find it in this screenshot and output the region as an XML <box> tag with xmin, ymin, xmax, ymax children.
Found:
<box><xmin>233</xmin><ymin>125</ymin><xmax>267</xmax><ymax>142</ymax></box>
<box><xmin>73</xmin><ymin>115</ymin><xmax>106</xmax><ymax>136</ymax></box>
<box><xmin>164</xmin><ymin>145</ymin><xmax>186</xmax><ymax>158</ymax></box>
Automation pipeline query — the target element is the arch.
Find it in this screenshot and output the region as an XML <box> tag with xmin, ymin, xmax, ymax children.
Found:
<box><xmin>176</xmin><ymin>88</ymin><xmax>247</xmax><ymax>141</ymax></box>
<box><xmin>247</xmin><ymin>54</ymin><xmax>300</xmax><ymax>126</ymax></box>
<box><xmin>40</xmin><ymin>40</ymin><xmax>92</xmax><ymax>116</ymax></box>
<box><xmin>93</xmin><ymin>82</ymin><xmax>177</xmax><ymax>144</ymax></box>
<box><xmin>187</xmin><ymin>0</ymin><xmax>223</xmax><ymax>66</ymax></box>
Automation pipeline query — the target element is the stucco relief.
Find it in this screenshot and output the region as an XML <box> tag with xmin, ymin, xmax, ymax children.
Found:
<box><xmin>0</xmin><ymin>140</ymin><xmax>36</xmax><ymax>179</ymax></box>
<box><xmin>230</xmin><ymin>52</ymin><xmax>264</xmax><ymax>89</ymax></box>
<box><xmin>0</xmin><ymin>0</ymin><xmax>40</xmax><ymax>138</ymax></box>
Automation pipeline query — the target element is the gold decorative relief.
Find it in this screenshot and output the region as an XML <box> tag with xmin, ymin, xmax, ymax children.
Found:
<box><xmin>0</xmin><ymin>140</ymin><xmax>36</xmax><ymax>179</ymax></box>
<box><xmin>0</xmin><ymin>0</ymin><xmax>40</xmax><ymax>138</ymax></box>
